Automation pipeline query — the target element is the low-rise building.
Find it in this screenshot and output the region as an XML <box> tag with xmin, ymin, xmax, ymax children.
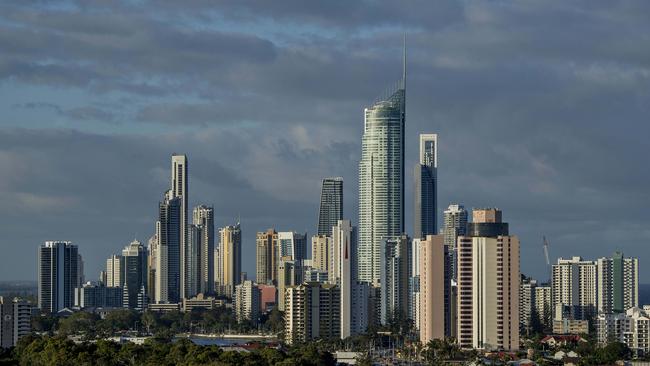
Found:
<box><xmin>552</xmin><ymin>319</ymin><xmax>589</xmax><ymax>335</ymax></box>
<box><xmin>597</xmin><ymin>307</ymin><xmax>650</xmax><ymax>357</ymax></box>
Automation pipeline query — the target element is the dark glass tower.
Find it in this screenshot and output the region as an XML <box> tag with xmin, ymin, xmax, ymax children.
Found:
<box><xmin>317</xmin><ymin>177</ymin><xmax>343</xmax><ymax>236</ymax></box>
<box><xmin>414</xmin><ymin>134</ymin><xmax>438</xmax><ymax>239</ymax></box>
<box><xmin>159</xmin><ymin>191</ymin><xmax>181</xmax><ymax>303</ymax></box>
<box><xmin>121</xmin><ymin>240</ymin><xmax>148</xmax><ymax>310</ymax></box>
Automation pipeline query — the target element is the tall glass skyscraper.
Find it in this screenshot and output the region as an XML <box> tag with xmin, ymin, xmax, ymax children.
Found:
<box><xmin>317</xmin><ymin>177</ymin><xmax>343</xmax><ymax>236</ymax></box>
<box><xmin>157</xmin><ymin>191</ymin><xmax>181</xmax><ymax>303</ymax></box>
<box><xmin>414</xmin><ymin>134</ymin><xmax>438</xmax><ymax>239</ymax></box>
<box><xmin>358</xmin><ymin>57</ymin><xmax>405</xmax><ymax>283</ymax></box>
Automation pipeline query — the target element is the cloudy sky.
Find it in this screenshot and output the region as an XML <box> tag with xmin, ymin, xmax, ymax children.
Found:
<box><xmin>1</xmin><ymin>1</ymin><xmax>649</xmax><ymax>282</ymax></box>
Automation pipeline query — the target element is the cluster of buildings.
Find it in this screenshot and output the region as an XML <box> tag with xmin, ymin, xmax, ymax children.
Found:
<box><xmin>28</xmin><ymin>54</ymin><xmax>646</xmax><ymax>357</ymax></box>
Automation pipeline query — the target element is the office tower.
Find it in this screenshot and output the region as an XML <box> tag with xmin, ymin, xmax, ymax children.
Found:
<box><xmin>380</xmin><ymin>235</ymin><xmax>410</xmax><ymax>325</ymax></box>
<box><xmin>597</xmin><ymin>252</ymin><xmax>638</xmax><ymax>314</ymax></box>
<box><xmin>38</xmin><ymin>241</ymin><xmax>79</xmax><ymax>313</ymax></box>
<box><xmin>284</xmin><ymin>283</ymin><xmax>341</xmax><ymax>345</ymax></box>
<box><xmin>534</xmin><ymin>285</ymin><xmax>552</xmax><ymax>329</ymax></box>
<box><xmin>170</xmin><ymin>154</ymin><xmax>188</xmax><ymax>299</ymax></box>
<box><xmin>409</xmin><ymin>238</ymin><xmax>421</xmax><ymax>331</ymax></box>
<box><xmin>414</xmin><ymin>134</ymin><xmax>438</xmax><ymax>239</ymax></box>
<box><xmin>311</xmin><ymin>235</ymin><xmax>331</xmax><ymax>273</ymax></box>
<box><xmin>419</xmin><ymin>235</ymin><xmax>446</xmax><ymax>344</ymax></box>
<box><xmin>74</xmin><ymin>283</ymin><xmax>123</xmax><ymax>308</ymax></box>
<box><xmin>256</xmin><ymin>229</ymin><xmax>278</xmax><ymax>285</ymax></box>
<box><xmin>330</xmin><ymin>220</ymin><xmax>355</xmax><ymax>284</ymax></box>
<box><xmin>157</xmin><ymin>191</ymin><xmax>181</xmax><ymax>303</ymax></box>
<box><xmin>0</xmin><ymin>297</ymin><xmax>31</xmax><ymax>348</ymax></box>
<box><xmin>597</xmin><ymin>307</ymin><xmax>650</xmax><ymax>357</ymax></box>
<box><xmin>193</xmin><ymin>205</ymin><xmax>215</xmax><ymax>295</ymax></box>
<box><xmin>105</xmin><ymin>254</ymin><xmax>122</xmax><ymax>287</ymax></box>
<box><xmin>121</xmin><ymin>240</ymin><xmax>148</xmax><ymax>310</ymax></box>
<box><xmin>317</xmin><ymin>177</ymin><xmax>343</xmax><ymax>236</ymax></box>
<box><xmin>457</xmin><ymin>209</ymin><xmax>520</xmax><ymax>350</ymax></box>
<box><xmin>234</xmin><ymin>280</ymin><xmax>260</xmax><ymax>325</ymax></box>
<box><xmin>218</xmin><ymin>223</ymin><xmax>241</xmax><ymax>297</ymax></box>
<box><xmin>443</xmin><ymin>204</ymin><xmax>468</xmax><ymax>280</ymax></box>
<box><xmin>147</xmin><ymin>232</ymin><xmax>158</xmax><ymax>302</ymax></box>
<box><xmin>358</xmin><ymin>52</ymin><xmax>406</xmax><ymax>283</ymax></box>
<box><xmin>552</xmin><ymin>257</ymin><xmax>597</xmax><ymax>320</ymax></box>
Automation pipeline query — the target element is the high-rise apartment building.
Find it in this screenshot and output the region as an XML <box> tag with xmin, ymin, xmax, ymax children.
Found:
<box><xmin>192</xmin><ymin>205</ymin><xmax>214</xmax><ymax>295</ymax></box>
<box><xmin>534</xmin><ymin>285</ymin><xmax>552</xmax><ymax>329</ymax></box>
<box><xmin>330</xmin><ymin>220</ymin><xmax>355</xmax><ymax>284</ymax></box>
<box><xmin>170</xmin><ymin>154</ymin><xmax>188</xmax><ymax>299</ymax></box>
<box><xmin>187</xmin><ymin>224</ymin><xmax>202</xmax><ymax>297</ymax></box>
<box><xmin>147</xmin><ymin>232</ymin><xmax>158</xmax><ymax>302</ymax></box>
<box><xmin>317</xmin><ymin>177</ymin><xmax>343</xmax><ymax>237</ymax></box>
<box><xmin>234</xmin><ymin>280</ymin><xmax>260</xmax><ymax>325</ymax></box>
<box><xmin>419</xmin><ymin>235</ymin><xmax>446</xmax><ymax>344</ymax></box>
<box><xmin>256</xmin><ymin>229</ymin><xmax>278</xmax><ymax>285</ymax></box>
<box><xmin>358</xmin><ymin>60</ymin><xmax>405</xmax><ymax>283</ymax></box>
<box><xmin>218</xmin><ymin>223</ymin><xmax>241</xmax><ymax>297</ymax></box>
<box><xmin>156</xmin><ymin>192</ymin><xmax>181</xmax><ymax>303</ymax></box>
<box><xmin>519</xmin><ymin>278</ymin><xmax>537</xmax><ymax>336</ymax></box>
<box><xmin>414</xmin><ymin>134</ymin><xmax>438</xmax><ymax>239</ymax></box>
<box><xmin>409</xmin><ymin>238</ymin><xmax>421</xmax><ymax>331</ymax></box>
<box><xmin>311</xmin><ymin>235</ymin><xmax>331</xmax><ymax>274</ymax></box>
<box><xmin>277</xmin><ymin>257</ymin><xmax>301</xmax><ymax>311</ymax></box>
<box><xmin>597</xmin><ymin>252</ymin><xmax>638</xmax><ymax>314</ymax></box>
<box><xmin>380</xmin><ymin>235</ymin><xmax>409</xmax><ymax>325</ymax></box>
<box><xmin>597</xmin><ymin>307</ymin><xmax>650</xmax><ymax>357</ymax></box>
<box><xmin>443</xmin><ymin>204</ymin><xmax>468</xmax><ymax>280</ymax></box>
<box><xmin>552</xmin><ymin>257</ymin><xmax>597</xmax><ymax>320</ymax></box>
<box><xmin>457</xmin><ymin>209</ymin><xmax>520</xmax><ymax>351</ymax></box>
<box><xmin>278</xmin><ymin>232</ymin><xmax>307</xmax><ymax>266</ymax></box>
<box><xmin>38</xmin><ymin>241</ymin><xmax>79</xmax><ymax>313</ymax></box>
<box><xmin>0</xmin><ymin>297</ymin><xmax>31</xmax><ymax>348</ymax></box>
<box><xmin>338</xmin><ymin>221</ymin><xmax>368</xmax><ymax>338</ymax></box>
<box><xmin>105</xmin><ymin>254</ymin><xmax>122</xmax><ymax>287</ymax></box>
<box><xmin>122</xmin><ymin>240</ymin><xmax>148</xmax><ymax>310</ymax></box>
<box><xmin>284</xmin><ymin>283</ymin><xmax>341</xmax><ymax>345</ymax></box>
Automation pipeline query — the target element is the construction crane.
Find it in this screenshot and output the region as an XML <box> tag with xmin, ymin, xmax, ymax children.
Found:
<box><xmin>543</xmin><ymin>236</ymin><xmax>551</xmax><ymax>284</ymax></box>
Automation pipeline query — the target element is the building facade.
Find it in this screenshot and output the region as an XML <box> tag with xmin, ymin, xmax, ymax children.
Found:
<box><xmin>234</xmin><ymin>280</ymin><xmax>260</xmax><ymax>325</ymax></box>
<box><xmin>380</xmin><ymin>235</ymin><xmax>409</xmax><ymax>325</ymax></box>
<box><xmin>552</xmin><ymin>257</ymin><xmax>597</xmax><ymax>320</ymax></box>
<box><xmin>597</xmin><ymin>307</ymin><xmax>650</xmax><ymax>357</ymax></box>
<box><xmin>193</xmin><ymin>205</ymin><xmax>215</xmax><ymax>295</ymax></box>
<box><xmin>122</xmin><ymin>240</ymin><xmax>148</xmax><ymax>310</ymax></box>
<box><xmin>106</xmin><ymin>254</ymin><xmax>122</xmax><ymax>287</ymax></box>
<box><xmin>311</xmin><ymin>235</ymin><xmax>331</xmax><ymax>274</ymax></box>
<box><xmin>0</xmin><ymin>297</ymin><xmax>31</xmax><ymax>348</ymax></box>
<box><xmin>419</xmin><ymin>235</ymin><xmax>446</xmax><ymax>344</ymax></box>
<box><xmin>284</xmin><ymin>283</ymin><xmax>341</xmax><ymax>345</ymax></box>
<box><xmin>443</xmin><ymin>204</ymin><xmax>468</xmax><ymax>281</ymax></box>
<box><xmin>156</xmin><ymin>192</ymin><xmax>181</xmax><ymax>303</ymax></box>
<box><xmin>317</xmin><ymin>177</ymin><xmax>343</xmax><ymax>237</ymax></box>
<box><xmin>170</xmin><ymin>154</ymin><xmax>189</xmax><ymax>300</ymax></box>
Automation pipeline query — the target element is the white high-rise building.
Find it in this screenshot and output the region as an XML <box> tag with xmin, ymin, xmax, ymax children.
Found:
<box><xmin>358</xmin><ymin>53</ymin><xmax>405</xmax><ymax>283</ymax></box>
<box><xmin>597</xmin><ymin>252</ymin><xmax>638</xmax><ymax>314</ymax></box>
<box><xmin>552</xmin><ymin>257</ymin><xmax>597</xmax><ymax>320</ymax></box>
<box><xmin>337</xmin><ymin>220</ymin><xmax>367</xmax><ymax>338</ymax></box>
<box><xmin>193</xmin><ymin>205</ymin><xmax>215</xmax><ymax>295</ymax></box>
<box><xmin>597</xmin><ymin>307</ymin><xmax>650</xmax><ymax>357</ymax></box>
<box><xmin>331</xmin><ymin>220</ymin><xmax>354</xmax><ymax>284</ymax></box>
<box><xmin>234</xmin><ymin>280</ymin><xmax>260</xmax><ymax>325</ymax></box>
<box><xmin>106</xmin><ymin>254</ymin><xmax>122</xmax><ymax>287</ymax></box>
<box><xmin>171</xmin><ymin>154</ymin><xmax>188</xmax><ymax>299</ymax></box>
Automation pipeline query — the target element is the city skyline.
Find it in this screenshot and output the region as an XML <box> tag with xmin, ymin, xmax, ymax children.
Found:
<box><xmin>1</xmin><ymin>2</ymin><xmax>650</xmax><ymax>285</ymax></box>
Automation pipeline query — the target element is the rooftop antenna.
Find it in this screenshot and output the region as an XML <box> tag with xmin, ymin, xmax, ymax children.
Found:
<box><xmin>402</xmin><ymin>33</ymin><xmax>406</xmax><ymax>90</ymax></box>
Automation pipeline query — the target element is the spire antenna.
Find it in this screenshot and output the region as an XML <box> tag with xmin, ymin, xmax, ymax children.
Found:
<box><xmin>402</xmin><ymin>33</ymin><xmax>406</xmax><ymax>89</ymax></box>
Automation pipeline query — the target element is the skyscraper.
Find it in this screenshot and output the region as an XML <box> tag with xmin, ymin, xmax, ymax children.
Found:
<box><xmin>38</xmin><ymin>241</ymin><xmax>79</xmax><ymax>313</ymax></box>
<box><xmin>597</xmin><ymin>252</ymin><xmax>638</xmax><ymax>314</ymax></box>
<box><xmin>170</xmin><ymin>154</ymin><xmax>188</xmax><ymax>299</ymax></box>
<box><xmin>122</xmin><ymin>240</ymin><xmax>148</xmax><ymax>310</ymax></box>
<box><xmin>443</xmin><ymin>204</ymin><xmax>468</xmax><ymax>280</ymax></box>
<box><xmin>193</xmin><ymin>205</ymin><xmax>214</xmax><ymax>295</ymax></box>
<box><xmin>147</xmin><ymin>231</ymin><xmax>158</xmax><ymax>302</ymax></box>
<box><xmin>419</xmin><ymin>235</ymin><xmax>446</xmax><ymax>344</ymax></box>
<box><xmin>457</xmin><ymin>209</ymin><xmax>520</xmax><ymax>351</ymax></box>
<box><xmin>277</xmin><ymin>231</ymin><xmax>307</xmax><ymax>265</ymax></box>
<box><xmin>256</xmin><ymin>229</ymin><xmax>278</xmax><ymax>285</ymax></box>
<box><xmin>218</xmin><ymin>223</ymin><xmax>241</xmax><ymax>297</ymax></box>
<box><xmin>317</xmin><ymin>177</ymin><xmax>343</xmax><ymax>236</ymax></box>
<box><xmin>186</xmin><ymin>225</ymin><xmax>201</xmax><ymax>297</ymax></box>
<box><xmin>358</xmin><ymin>51</ymin><xmax>406</xmax><ymax>283</ymax></box>
<box><xmin>157</xmin><ymin>191</ymin><xmax>181</xmax><ymax>303</ymax></box>
<box><xmin>330</xmin><ymin>220</ymin><xmax>355</xmax><ymax>284</ymax></box>
<box><xmin>105</xmin><ymin>254</ymin><xmax>122</xmax><ymax>287</ymax></box>
<box><xmin>311</xmin><ymin>235</ymin><xmax>331</xmax><ymax>273</ymax></box>
<box><xmin>380</xmin><ymin>235</ymin><xmax>409</xmax><ymax>325</ymax></box>
<box><xmin>284</xmin><ymin>283</ymin><xmax>341</xmax><ymax>345</ymax></box>
<box><xmin>414</xmin><ymin>134</ymin><xmax>438</xmax><ymax>239</ymax></box>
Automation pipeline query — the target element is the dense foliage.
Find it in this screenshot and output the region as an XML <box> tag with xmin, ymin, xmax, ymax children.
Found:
<box><xmin>0</xmin><ymin>335</ymin><xmax>336</xmax><ymax>366</ymax></box>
